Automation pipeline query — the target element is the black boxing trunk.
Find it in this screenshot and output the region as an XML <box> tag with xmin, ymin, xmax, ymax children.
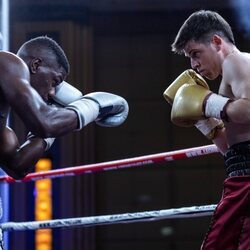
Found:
<box><xmin>224</xmin><ymin>141</ymin><xmax>250</xmax><ymax>177</ymax></box>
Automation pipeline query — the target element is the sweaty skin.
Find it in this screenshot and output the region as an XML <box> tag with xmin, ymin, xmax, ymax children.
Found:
<box><xmin>184</xmin><ymin>36</ymin><xmax>250</xmax><ymax>153</ymax></box>
<box><xmin>0</xmin><ymin>51</ymin><xmax>78</xmax><ymax>179</ymax></box>
<box><xmin>219</xmin><ymin>51</ymin><xmax>250</xmax><ymax>145</ymax></box>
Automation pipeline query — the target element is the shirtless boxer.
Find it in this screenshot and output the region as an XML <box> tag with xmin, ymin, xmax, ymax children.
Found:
<box><xmin>0</xmin><ymin>36</ymin><xmax>128</xmax><ymax>180</ymax></box>
<box><xmin>164</xmin><ymin>10</ymin><xmax>250</xmax><ymax>250</ymax></box>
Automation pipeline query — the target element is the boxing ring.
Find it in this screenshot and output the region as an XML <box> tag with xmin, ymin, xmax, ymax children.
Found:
<box><xmin>0</xmin><ymin>144</ymin><xmax>220</xmax><ymax>248</ymax></box>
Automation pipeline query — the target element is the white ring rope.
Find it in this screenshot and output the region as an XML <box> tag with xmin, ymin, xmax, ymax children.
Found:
<box><xmin>1</xmin><ymin>204</ymin><xmax>216</xmax><ymax>232</ymax></box>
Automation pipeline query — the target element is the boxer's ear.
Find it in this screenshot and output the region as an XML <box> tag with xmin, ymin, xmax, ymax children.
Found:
<box><xmin>29</xmin><ymin>58</ymin><xmax>42</xmax><ymax>74</ymax></box>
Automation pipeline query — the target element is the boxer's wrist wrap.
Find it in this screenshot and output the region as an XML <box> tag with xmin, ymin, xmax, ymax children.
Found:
<box><xmin>195</xmin><ymin>118</ymin><xmax>224</xmax><ymax>140</ymax></box>
<box><xmin>224</xmin><ymin>141</ymin><xmax>250</xmax><ymax>177</ymax></box>
<box><xmin>27</xmin><ymin>132</ymin><xmax>55</xmax><ymax>151</ymax></box>
<box><xmin>205</xmin><ymin>94</ymin><xmax>232</xmax><ymax>121</ymax></box>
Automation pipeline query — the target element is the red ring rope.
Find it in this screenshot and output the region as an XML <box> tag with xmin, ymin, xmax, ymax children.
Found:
<box><xmin>0</xmin><ymin>144</ymin><xmax>219</xmax><ymax>183</ymax></box>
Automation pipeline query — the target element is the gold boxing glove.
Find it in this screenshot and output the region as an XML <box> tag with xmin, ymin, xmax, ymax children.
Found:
<box><xmin>163</xmin><ymin>69</ymin><xmax>209</xmax><ymax>105</ymax></box>
<box><xmin>171</xmin><ymin>83</ymin><xmax>211</xmax><ymax>127</ymax></box>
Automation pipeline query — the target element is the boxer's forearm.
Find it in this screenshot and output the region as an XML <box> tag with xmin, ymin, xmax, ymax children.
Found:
<box><xmin>2</xmin><ymin>138</ymin><xmax>46</xmax><ymax>179</ymax></box>
<box><xmin>212</xmin><ymin>127</ymin><xmax>228</xmax><ymax>154</ymax></box>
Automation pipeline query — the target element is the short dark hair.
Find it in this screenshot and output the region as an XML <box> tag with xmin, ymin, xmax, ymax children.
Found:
<box><xmin>17</xmin><ymin>36</ymin><xmax>70</xmax><ymax>74</ymax></box>
<box><xmin>171</xmin><ymin>10</ymin><xmax>235</xmax><ymax>54</ymax></box>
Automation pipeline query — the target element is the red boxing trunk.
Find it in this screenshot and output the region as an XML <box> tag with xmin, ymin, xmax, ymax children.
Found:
<box><xmin>201</xmin><ymin>176</ymin><xmax>250</xmax><ymax>250</ymax></box>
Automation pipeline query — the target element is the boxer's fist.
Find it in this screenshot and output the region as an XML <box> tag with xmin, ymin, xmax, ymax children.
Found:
<box><xmin>163</xmin><ymin>69</ymin><xmax>209</xmax><ymax>105</ymax></box>
<box><xmin>66</xmin><ymin>92</ymin><xmax>129</xmax><ymax>129</ymax></box>
<box><xmin>195</xmin><ymin>118</ymin><xmax>224</xmax><ymax>140</ymax></box>
<box><xmin>84</xmin><ymin>92</ymin><xmax>129</xmax><ymax>127</ymax></box>
<box><xmin>171</xmin><ymin>83</ymin><xmax>211</xmax><ymax>127</ymax></box>
<box><xmin>52</xmin><ymin>81</ymin><xmax>83</xmax><ymax>106</ymax></box>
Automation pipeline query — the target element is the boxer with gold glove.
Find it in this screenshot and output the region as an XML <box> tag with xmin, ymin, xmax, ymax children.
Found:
<box><xmin>163</xmin><ymin>69</ymin><xmax>226</xmax><ymax>140</ymax></box>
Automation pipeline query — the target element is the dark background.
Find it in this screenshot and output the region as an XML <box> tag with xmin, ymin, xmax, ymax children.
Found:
<box><xmin>6</xmin><ymin>0</ymin><xmax>250</xmax><ymax>249</ymax></box>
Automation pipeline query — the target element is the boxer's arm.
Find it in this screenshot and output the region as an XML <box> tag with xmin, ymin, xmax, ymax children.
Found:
<box><xmin>204</xmin><ymin>92</ymin><xmax>250</xmax><ymax>124</ymax></box>
<box><xmin>67</xmin><ymin>92</ymin><xmax>129</xmax><ymax>129</ymax></box>
<box><xmin>0</xmin><ymin>127</ymin><xmax>47</xmax><ymax>179</ymax></box>
<box><xmin>195</xmin><ymin>118</ymin><xmax>228</xmax><ymax>154</ymax></box>
<box><xmin>51</xmin><ymin>82</ymin><xmax>129</xmax><ymax>128</ymax></box>
<box><xmin>212</xmin><ymin>127</ymin><xmax>228</xmax><ymax>154</ymax></box>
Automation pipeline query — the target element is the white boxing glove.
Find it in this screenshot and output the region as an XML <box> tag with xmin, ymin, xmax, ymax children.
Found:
<box><xmin>52</xmin><ymin>81</ymin><xmax>83</xmax><ymax>106</ymax></box>
<box><xmin>66</xmin><ymin>92</ymin><xmax>129</xmax><ymax>129</ymax></box>
<box><xmin>27</xmin><ymin>132</ymin><xmax>55</xmax><ymax>151</ymax></box>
